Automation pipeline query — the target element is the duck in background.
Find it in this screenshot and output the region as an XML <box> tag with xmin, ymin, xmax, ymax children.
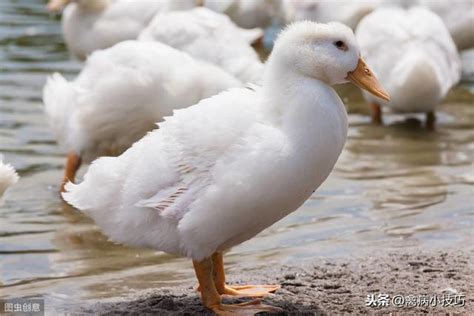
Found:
<box><xmin>62</xmin><ymin>21</ymin><xmax>389</xmax><ymax>315</ymax></box>
<box><xmin>43</xmin><ymin>41</ymin><xmax>241</xmax><ymax>192</ymax></box>
<box><xmin>203</xmin><ymin>0</ymin><xmax>287</xmax><ymax>29</ymax></box>
<box><xmin>47</xmin><ymin>0</ymin><xmax>198</xmax><ymax>60</ymax></box>
<box><xmin>356</xmin><ymin>7</ymin><xmax>461</xmax><ymax>128</ymax></box>
<box><xmin>417</xmin><ymin>0</ymin><xmax>474</xmax><ymax>51</ymax></box>
<box><xmin>284</xmin><ymin>0</ymin><xmax>377</xmax><ymax>30</ymax></box>
<box><xmin>365</xmin><ymin>0</ymin><xmax>474</xmax><ymax>51</ymax></box>
<box><xmin>138</xmin><ymin>7</ymin><xmax>264</xmax><ymax>83</ymax></box>
<box><xmin>0</xmin><ymin>155</ymin><xmax>18</xmax><ymax>203</ymax></box>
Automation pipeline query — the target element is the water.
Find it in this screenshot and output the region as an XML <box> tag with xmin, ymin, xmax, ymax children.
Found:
<box><xmin>0</xmin><ymin>0</ymin><xmax>473</xmax><ymax>313</ymax></box>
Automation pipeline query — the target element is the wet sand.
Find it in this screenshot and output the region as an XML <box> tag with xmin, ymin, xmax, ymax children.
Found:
<box><xmin>78</xmin><ymin>247</ymin><xmax>473</xmax><ymax>315</ymax></box>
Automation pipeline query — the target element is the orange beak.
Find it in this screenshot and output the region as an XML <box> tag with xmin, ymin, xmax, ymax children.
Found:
<box><xmin>47</xmin><ymin>0</ymin><xmax>70</xmax><ymax>13</ymax></box>
<box><xmin>346</xmin><ymin>58</ymin><xmax>390</xmax><ymax>101</ymax></box>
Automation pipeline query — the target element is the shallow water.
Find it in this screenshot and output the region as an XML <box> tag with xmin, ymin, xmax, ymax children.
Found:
<box><xmin>0</xmin><ymin>0</ymin><xmax>473</xmax><ymax>313</ymax></box>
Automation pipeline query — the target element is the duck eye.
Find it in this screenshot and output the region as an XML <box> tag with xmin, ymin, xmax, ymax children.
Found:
<box><xmin>334</xmin><ymin>40</ymin><xmax>348</xmax><ymax>51</ymax></box>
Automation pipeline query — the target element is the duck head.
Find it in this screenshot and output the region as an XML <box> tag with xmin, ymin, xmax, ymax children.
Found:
<box><xmin>270</xmin><ymin>21</ymin><xmax>389</xmax><ymax>101</ymax></box>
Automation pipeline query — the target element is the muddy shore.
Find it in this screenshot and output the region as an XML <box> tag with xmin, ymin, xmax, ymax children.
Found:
<box><xmin>77</xmin><ymin>247</ymin><xmax>473</xmax><ymax>315</ymax></box>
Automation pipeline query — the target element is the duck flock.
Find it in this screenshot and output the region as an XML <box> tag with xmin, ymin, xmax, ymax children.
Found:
<box><xmin>1</xmin><ymin>0</ymin><xmax>473</xmax><ymax>314</ymax></box>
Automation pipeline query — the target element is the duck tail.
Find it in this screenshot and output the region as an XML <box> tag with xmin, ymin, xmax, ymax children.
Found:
<box><xmin>43</xmin><ymin>73</ymin><xmax>76</xmax><ymax>146</ymax></box>
<box><xmin>62</xmin><ymin>156</ymin><xmax>123</xmax><ymax>214</ymax></box>
<box><xmin>0</xmin><ymin>157</ymin><xmax>19</xmax><ymax>198</ymax></box>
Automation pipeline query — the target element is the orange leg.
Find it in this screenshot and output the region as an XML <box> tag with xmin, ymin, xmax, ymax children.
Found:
<box><xmin>371</xmin><ymin>102</ymin><xmax>383</xmax><ymax>124</ymax></box>
<box><xmin>251</xmin><ymin>34</ymin><xmax>264</xmax><ymax>47</ymax></box>
<box><xmin>211</xmin><ymin>252</ymin><xmax>280</xmax><ymax>297</ymax></box>
<box><xmin>193</xmin><ymin>257</ymin><xmax>282</xmax><ymax>315</ymax></box>
<box><xmin>61</xmin><ymin>151</ymin><xmax>81</xmax><ymax>193</ymax></box>
<box><xmin>426</xmin><ymin>111</ymin><xmax>436</xmax><ymax>130</ymax></box>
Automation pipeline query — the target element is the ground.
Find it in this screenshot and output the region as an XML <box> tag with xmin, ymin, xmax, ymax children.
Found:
<box><xmin>78</xmin><ymin>248</ymin><xmax>473</xmax><ymax>315</ymax></box>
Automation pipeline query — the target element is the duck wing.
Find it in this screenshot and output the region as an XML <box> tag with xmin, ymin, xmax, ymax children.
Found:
<box><xmin>133</xmin><ymin>87</ymin><xmax>261</xmax><ymax>223</ymax></box>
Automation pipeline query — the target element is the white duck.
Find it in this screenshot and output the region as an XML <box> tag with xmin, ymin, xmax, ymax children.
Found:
<box><xmin>138</xmin><ymin>7</ymin><xmax>264</xmax><ymax>83</ymax></box>
<box><xmin>63</xmin><ymin>21</ymin><xmax>388</xmax><ymax>314</ymax></box>
<box><xmin>47</xmin><ymin>0</ymin><xmax>198</xmax><ymax>60</ymax></box>
<box><xmin>356</xmin><ymin>7</ymin><xmax>461</xmax><ymax>128</ymax></box>
<box><xmin>0</xmin><ymin>155</ymin><xmax>18</xmax><ymax>203</ymax></box>
<box><xmin>43</xmin><ymin>40</ymin><xmax>241</xmax><ymax>192</ymax></box>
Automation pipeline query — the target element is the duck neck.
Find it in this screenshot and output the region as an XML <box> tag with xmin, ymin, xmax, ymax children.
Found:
<box><xmin>261</xmin><ymin>55</ymin><xmax>293</xmax><ymax>119</ymax></box>
<box><xmin>76</xmin><ymin>0</ymin><xmax>111</xmax><ymax>12</ymax></box>
<box><xmin>263</xmin><ymin>56</ymin><xmax>338</xmax><ymax>117</ymax></box>
<box><xmin>261</xmin><ymin>54</ymin><xmax>348</xmax><ymax>144</ymax></box>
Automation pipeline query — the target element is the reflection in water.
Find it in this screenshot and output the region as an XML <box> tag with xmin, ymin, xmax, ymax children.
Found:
<box><xmin>0</xmin><ymin>0</ymin><xmax>473</xmax><ymax>312</ymax></box>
